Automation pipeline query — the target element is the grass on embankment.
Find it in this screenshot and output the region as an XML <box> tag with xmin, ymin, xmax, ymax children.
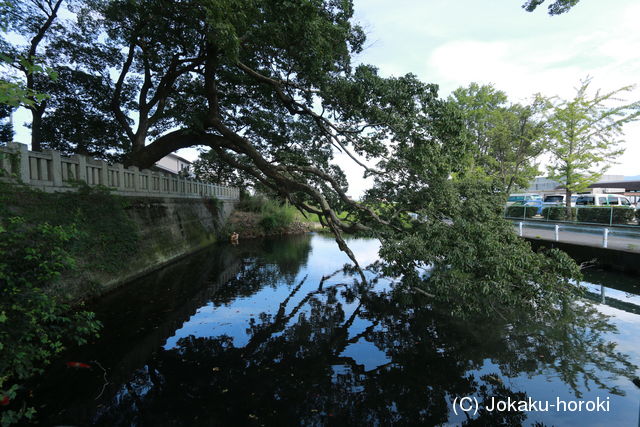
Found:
<box><xmin>0</xmin><ymin>181</ymin><xmax>140</xmax><ymax>299</ymax></box>
<box><xmin>225</xmin><ymin>196</ymin><xmax>316</xmax><ymax>238</ymax></box>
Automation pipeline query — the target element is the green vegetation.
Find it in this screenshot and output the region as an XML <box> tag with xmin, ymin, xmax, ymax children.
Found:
<box><xmin>450</xmin><ymin>83</ymin><xmax>548</xmax><ymax>194</ymax></box>
<box><xmin>297</xmin><ymin>210</ymin><xmax>350</xmax><ymax>224</ymax></box>
<box><xmin>237</xmin><ymin>196</ymin><xmax>298</xmax><ymax>233</ymax></box>
<box><xmin>505</xmin><ymin>205</ymin><xmax>539</xmax><ymax>218</ymax></box>
<box><xmin>542</xmin><ymin>206</ymin><xmax>577</xmax><ymax>221</ymax></box>
<box><xmin>0</xmin><ymin>217</ymin><xmax>101</xmax><ymax>425</ymax></box>
<box><xmin>0</xmin><ymin>104</ymin><xmax>12</xmax><ymax>144</ymax></box>
<box><xmin>0</xmin><ymin>182</ymin><xmax>139</xmax><ymax>276</ymax></box>
<box><xmin>0</xmin><ymin>182</ymin><xmax>154</xmax><ymax>423</ymax></box>
<box><xmin>576</xmin><ymin>207</ymin><xmax>636</xmax><ymax>225</ymax></box>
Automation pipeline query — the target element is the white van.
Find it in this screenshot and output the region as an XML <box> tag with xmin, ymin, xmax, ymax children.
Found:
<box><xmin>575</xmin><ymin>194</ymin><xmax>634</xmax><ymax>207</ymax></box>
<box><xmin>506</xmin><ymin>193</ymin><xmax>542</xmax><ymax>206</ymax></box>
<box><xmin>543</xmin><ymin>194</ymin><xmax>578</xmax><ymax>207</ymax></box>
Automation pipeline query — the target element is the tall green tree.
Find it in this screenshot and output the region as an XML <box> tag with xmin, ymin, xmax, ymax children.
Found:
<box><xmin>546</xmin><ymin>78</ymin><xmax>640</xmax><ymax>210</ymax></box>
<box><xmin>450</xmin><ymin>83</ymin><xmax>548</xmax><ymax>194</ymax></box>
<box><xmin>36</xmin><ymin>67</ymin><xmax>131</xmax><ymax>161</ymax></box>
<box><xmin>0</xmin><ymin>0</ymin><xmax>69</xmax><ymax>151</ymax></box>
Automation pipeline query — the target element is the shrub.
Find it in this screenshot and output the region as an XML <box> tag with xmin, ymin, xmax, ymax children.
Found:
<box><xmin>258</xmin><ymin>201</ymin><xmax>297</xmax><ymax>232</ymax></box>
<box><xmin>542</xmin><ymin>206</ymin><xmax>577</xmax><ymax>221</ymax></box>
<box><xmin>0</xmin><ymin>217</ymin><xmax>101</xmax><ymax>425</ymax></box>
<box><xmin>237</xmin><ymin>194</ymin><xmax>267</xmax><ymax>213</ymax></box>
<box><xmin>237</xmin><ymin>195</ymin><xmax>299</xmax><ymax>232</ymax></box>
<box><xmin>636</xmin><ymin>209</ymin><xmax>640</xmax><ymax>225</ymax></box>
<box><xmin>505</xmin><ymin>205</ymin><xmax>538</xmax><ymax>218</ymax></box>
<box><xmin>576</xmin><ymin>207</ymin><xmax>635</xmax><ymax>225</ymax></box>
<box><xmin>612</xmin><ymin>207</ymin><xmax>635</xmax><ymax>224</ymax></box>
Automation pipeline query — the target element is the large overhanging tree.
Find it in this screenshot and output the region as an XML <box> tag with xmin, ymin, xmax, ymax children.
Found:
<box><xmin>4</xmin><ymin>0</ymin><xmax>583</xmax><ymax>310</ymax></box>
<box><xmin>65</xmin><ymin>0</ymin><xmax>444</xmax><ymax>271</ymax></box>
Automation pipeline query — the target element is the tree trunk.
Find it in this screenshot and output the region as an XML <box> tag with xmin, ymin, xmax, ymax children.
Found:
<box><xmin>565</xmin><ymin>187</ymin><xmax>573</xmax><ymax>220</ymax></box>
<box><xmin>125</xmin><ymin>130</ymin><xmax>227</xmax><ymax>169</ymax></box>
<box><xmin>505</xmin><ymin>176</ymin><xmax>515</xmax><ymax>195</ymax></box>
<box><xmin>30</xmin><ymin>107</ymin><xmax>44</xmax><ymax>152</ymax></box>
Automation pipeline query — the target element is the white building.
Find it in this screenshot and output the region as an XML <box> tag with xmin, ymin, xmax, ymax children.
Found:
<box><xmin>154</xmin><ymin>153</ymin><xmax>193</xmax><ymax>176</ymax></box>
<box><xmin>525</xmin><ymin>175</ymin><xmax>625</xmax><ymax>196</ymax></box>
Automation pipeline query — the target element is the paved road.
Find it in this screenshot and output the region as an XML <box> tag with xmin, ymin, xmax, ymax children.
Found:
<box><xmin>512</xmin><ymin>221</ymin><xmax>640</xmax><ymax>253</ymax></box>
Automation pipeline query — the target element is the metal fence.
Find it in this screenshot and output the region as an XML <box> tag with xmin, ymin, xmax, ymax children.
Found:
<box><xmin>510</xmin><ymin>219</ymin><xmax>640</xmax><ymax>250</ymax></box>
<box><xmin>504</xmin><ymin>204</ymin><xmax>640</xmax><ymax>228</ymax></box>
<box><xmin>0</xmin><ymin>142</ymin><xmax>240</xmax><ymax>200</ymax></box>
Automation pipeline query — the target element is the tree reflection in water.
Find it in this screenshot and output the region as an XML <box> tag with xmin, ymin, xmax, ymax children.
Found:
<box><xmin>89</xmin><ymin>251</ymin><xmax>637</xmax><ymax>426</ymax></box>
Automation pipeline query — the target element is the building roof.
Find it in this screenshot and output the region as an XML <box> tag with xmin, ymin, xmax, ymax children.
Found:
<box><xmin>589</xmin><ymin>181</ymin><xmax>640</xmax><ymax>191</ymax></box>
<box><xmin>164</xmin><ymin>152</ymin><xmax>193</xmax><ymax>164</ymax></box>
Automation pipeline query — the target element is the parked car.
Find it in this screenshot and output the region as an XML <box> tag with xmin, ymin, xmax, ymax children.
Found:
<box><xmin>575</xmin><ymin>194</ymin><xmax>634</xmax><ymax>207</ymax></box>
<box><xmin>506</xmin><ymin>193</ymin><xmax>542</xmax><ymax>206</ymax></box>
<box><xmin>542</xmin><ymin>194</ymin><xmax>577</xmax><ymax>207</ymax></box>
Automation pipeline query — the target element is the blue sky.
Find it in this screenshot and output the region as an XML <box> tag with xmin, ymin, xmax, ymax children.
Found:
<box><xmin>10</xmin><ymin>0</ymin><xmax>640</xmax><ymax>196</ymax></box>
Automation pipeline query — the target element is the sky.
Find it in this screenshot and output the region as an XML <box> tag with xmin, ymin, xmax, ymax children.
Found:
<box><xmin>339</xmin><ymin>0</ymin><xmax>640</xmax><ymax>197</ymax></box>
<box><xmin>9</xmin><ymin>0</ymin><xmax>640</xmax><ymax>197</ymax></box>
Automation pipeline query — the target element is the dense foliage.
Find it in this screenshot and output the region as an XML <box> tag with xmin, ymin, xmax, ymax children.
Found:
<box><xmin>576</xmin><ymin>207</ymin><xmax>636</xmax><ymax>225</ymax></box>
<box><xmin>542</xmin><ymin>206</ymin><xmax>576</xmax><ymax>221</ymax></box>
<box><xmin>236</xmin><ymin>195</ymin><xmax>298</xmax><ymax>233</ymax></box>
<box><xmin>0</xmin><ymin>216</ymin><xmax>100</xmax><ymax>425</ymax></box>
<box><xmin>449</xmin><ymin>83</ymin><xmax>548</xmax><ymax>194</ymax></box>
<box><xmin>505</xmin><ymin>205</ymin><xmax>539</xmax><ymax>218</ymax></box>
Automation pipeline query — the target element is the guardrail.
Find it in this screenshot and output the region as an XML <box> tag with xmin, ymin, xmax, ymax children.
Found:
<box><xmin>510</xmin><ymin>219</ymin><xmax>640</xmax><ymax>251</ymax></box>
<box><xmin>504</xmin><ymin>204</ymin><xmax>640</xmax><ymax>228</ymax></box>
<box><xmin>0</xmin><ymin>142</ymin><xmax>240</xmax><ymax>200</ymax></box>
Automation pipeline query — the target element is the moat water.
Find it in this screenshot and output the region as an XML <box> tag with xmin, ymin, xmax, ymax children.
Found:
<box><xmin>32</xmin><ymin>233</ymin><xmax>640</xmax><ymax>426</ymax></box>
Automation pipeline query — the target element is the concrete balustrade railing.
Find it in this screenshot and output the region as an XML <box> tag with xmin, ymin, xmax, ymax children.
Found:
<box><xmin>0</xmin><ymin>142</ymin><xmax>240</xmax><ymax>200</ymax></box>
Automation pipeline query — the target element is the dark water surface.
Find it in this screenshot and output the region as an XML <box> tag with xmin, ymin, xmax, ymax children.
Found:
<box><xmin>32</xmin><ymin>233</ymin><xmax>640</xmax><ymax>426</ymax></box>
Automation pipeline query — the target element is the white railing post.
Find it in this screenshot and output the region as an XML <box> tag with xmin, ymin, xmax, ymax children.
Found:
<box><xmin>554</xmin><ymin>224</ymin><xmax>559</xmax><ymax>242</ymax></box>
<box><xmin>609</xmin><ymin>206</ymin><xmax>613</xmax><ymax>226</ymax></box>
<box><xmin>98</xmin><ymin>160</ymin><xmax>108</xmax><ymax>187</ymax></box>
<box><xmin>47</xmin><ymin>150</ymin><xmax>63</xmax><ymax>187</ymax></box>
<box><xmin>116</xmin><ymin>164</ymin><xmax>125</xmax><ymax>190</ymax></box>
<box><xmin>10</xmin><ymin>142</ymin><xmax>31</xmax><ymax>183</ymax></box>
<box><xmin>518</xmin><ymin>221</ymin><xmax>523</xmax><ymax>236</ymax></box>
<box><xmin>603</xmin><ymin>228</ymin><xmax>609</xmax><ymax>248</ymax></box>
<box><xmin>141</xmin><ymin>169</ymin><xmax>151</xmax><ymax>193</ymax></box>
<box><xmin>130</xmin><ymin>166</ymin><xmax>139</xmax><ymax>191</ymax></box>
<box><xmin>73</xmin><ymin>154</ymin><xmax>87</xmax><ymax>183</ymax></box>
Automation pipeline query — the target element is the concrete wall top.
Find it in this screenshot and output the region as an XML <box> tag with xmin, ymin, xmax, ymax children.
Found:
<box><xmin>0</xmin><ymin>143</ymin><xmax>239</xmax><ymax>201</ymax></box>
